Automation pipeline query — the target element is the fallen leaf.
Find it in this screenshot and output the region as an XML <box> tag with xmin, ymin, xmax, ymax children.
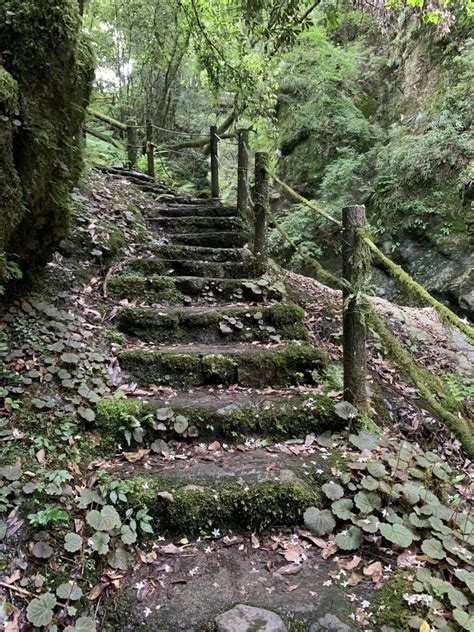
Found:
<box><xmin>208</xmin><ymin>441</ymin><xmax>221</xmax><ymax>451</ymax></box>
<box><xmin>338</xmin><ymin>555</ymin><xmax>361</xmax><ymax>571</ymax></box>
<box><xmin>123</xmin><ymin>449</ymin><xmax>150</xmax><ymax>463</ymax></box>
<box><xmin>87</xmin><ymin>583</ymin><xmax>107</xmax><ymax>600</ymax></box>
<box><xmin>347</xmin><ymin>572</ymin><xmax>363</xmax><ymax>586</ymax></box>
<box><xmin>364</xmin><ymin>561</ymin><xmax>383</xmax><ymax>583</ymax></box>
<box><xmin>157</xmin><ymin>491</ymin><xmax>174</xmax><ymax>502</ymax></box>
<box><xmin>273</xmin><ymin>564</ymin><xmax>301</xmax><ymax>576</ymax></box>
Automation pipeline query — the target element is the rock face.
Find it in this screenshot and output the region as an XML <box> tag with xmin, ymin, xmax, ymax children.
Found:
<box><xmin>0</xmin><ymin>0</ymin><xmax>93</xmax><ymax>283</ymax></box>
<box><xmin>215</xmin><ymin>605</ymin><xmax>288</xmax><ymax>632</ymax></box>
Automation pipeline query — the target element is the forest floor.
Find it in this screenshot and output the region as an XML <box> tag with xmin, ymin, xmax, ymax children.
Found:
<box><xmin>0</xmin><ymin>170</ymin><xmax>472</xmax><ymax>632</ymax></box>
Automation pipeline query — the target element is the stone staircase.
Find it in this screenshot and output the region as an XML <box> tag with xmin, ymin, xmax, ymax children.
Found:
<box><xmin>98</xmin><ymin>179</ymin><xmax>350</xmax><ymax>629</ymax></box>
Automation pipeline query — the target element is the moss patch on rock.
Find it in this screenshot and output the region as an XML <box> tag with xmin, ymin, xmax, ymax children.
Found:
<box><xmin>121</xmin><ymin>475</ymin><xmax>321</xmax><ymax>534</ymax></box>
<box><xmin>95</xmin><ymin>392</ymin><xmax>341</xmax><ymax>450</ymax></box>
<box><xmin>116</xmin><ymin>302</ymin><xmax>309</xmax><ymax>343</ymax></box>
<box><xmin>118</xmin><ymin>344</ymin><xmax>327</xmax><ymax>388</ymax></box>
<box><xmin>107</xmin><ymin>274</ymin><xmax>183</xmax><ymax>303</ymax></box>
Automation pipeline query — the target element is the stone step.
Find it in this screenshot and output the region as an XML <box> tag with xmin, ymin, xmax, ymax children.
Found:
<box><xmin>101</xmin><ymin>447</ymin><xmax>327</xmax><ymax>534</ymax></box>
<box><xmin>126</xmin><ymin>257</ymin><xmax>253</xmax><ymax>279</ymax></box>
<box><xmin>106</xmin><ymin>537</ymin><xmax>365</xmax><ymax>631</ymax></box>
<box><xmin>171</xmin><ymin>232</ymin><xmax>248</xmax><ymax>248</ymax></box>
<box><xmin>148</xmin><ymin>216</ymin><xmax>248</xmax><ymax>234</ymax></box>
<box><xmin>107</xmin><ymin>275</ymin><xmax>283</xmax><ymax>304</ymax></box>
<box><xmin>118</xmin><ymin>342</ymin><xmax>327</xmax><ymax>388</ymax></box>
<box><xmin>95</xmin><ymin>390</ymin><xmax>339</xmax><ymax>450</ymax></box>
<box><xmin>116</xmin><ymin>303</ymin><xmax>309</xmax><ymax>344</ymax></box>
<box><xmin>149</xmin><ymin>205</ymin><xmax>237</xmax><ymax>218</ymax></box>
<box><xmin>149</xmin><ymin>245</ymin><xmax>247</xmax><ymax>263</ymax></box>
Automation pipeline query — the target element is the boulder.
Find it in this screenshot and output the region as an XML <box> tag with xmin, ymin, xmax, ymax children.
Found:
<box><xmin>310</xmin><ymin>613</ymin><xmax>351</xmax><ymax>631</ymax></box>
<box><xmin>215</xmin><ymin>604</ymin><xmax>288</xmax><ymax>632</ymax></box>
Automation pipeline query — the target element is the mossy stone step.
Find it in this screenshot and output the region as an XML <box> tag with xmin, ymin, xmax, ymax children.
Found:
<box><xmin>118</xmin><ymin>342</ymin><xmax>327</xmax><ymax>388</ymax></box>
<box><xmin>126</xmin><ymin>257</ymin><xmax>252</xmax><ymax>279</ymax></box>
<box><xmin>95</xmin><ymin>391</ymin><xmax>340</xmax><ymax>451</ymax></box>
<box><xmin>171</xmin><ymin>232</ymin><xmax>248</xmax><ymax>248</ymax></box>
<box><xmin>150</xmin><ymin>245</ymin><xmax>246</xmax><ymax>263</ymax></box>
<box><xmin>108</xmin><ymin>275</ymin><xmax>281</xmax><ymax>304</ymax></box>
<box><xmin>105</xmin><ymin>448</ymin><xmax>326</xmax><ymax>533</ymax></box>
<box><xmin>116</xmin><ymin>303</ymin><xmax>308</xmax><ymax>343</ymax></box>
<box><xmin>150</xmin><ymin>205</ymin><xmax>237</xmax><ymax>218</ymax></box>
<box><xmin>148</xmin><ymin>216</ymin><xmax>248</xmax><ymax>234</ymax></box>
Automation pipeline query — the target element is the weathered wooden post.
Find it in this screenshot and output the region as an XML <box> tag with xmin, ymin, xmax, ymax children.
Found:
<box><xmin>342</xmin><ymin>204</ymin><xmax>370</xmax><ymax>414</ymax></box>
<box><xmin>210</xmin><ymin>125</ymin><xmax>219</xmax><ymax>198</ymax></box>
<box><xmin>253</xmin><ymin>151</ymin><xmax>269</xmax><ymax>267</ymax></box>
<box><xmin>237</xmin><ymin>128</ymin><xmax>249</xmax><ymax>218</ymax></box>
<box><xmin>146</xmin><ymin>118</ymin><xmax>155</xmax><ymax>179</ymax></box>
<box><xmin>126</xmin><ymin>119</ymin><xmax>138</xmax><ymax>169</ymax></box>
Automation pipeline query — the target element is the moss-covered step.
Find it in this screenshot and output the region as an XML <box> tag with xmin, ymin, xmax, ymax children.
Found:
<box><xmin>107</xmin><ymin>275</ymin><xmax>281</xmax><ymax>304</ymax></box>
<box><xmin>149</xmin><ymin>245</ymin><xmax>246</xmax><ymax>262</ymax></box>
<box><xmin>105</xmin><ymin>448</ymin><xmax>327</xmax><ymax>533</ymax></box>
<box><xmin>116</xmin><ymin>303</ymin><xmax>309</xmax><ymax>343</ymax></box>
<box><xmin>150</xmin><ymin>205</ymin><xmax>237</xmax><ymax>218</ymax></box>
<box><xmin>126</xmin><ymin>257</ymin><xmax>252</xmax><ymax>279</ymax></box>
<box><xmin>95</xmin><ymin>391</ymin><xmax>341</xmax><ymax>450</ymax></box>
<box><xmin>171</xmin><ymin>232</ymin><xmax>248</xmax><ymax>247</ymax></box>
<box><xmin>148</xmin><ymin>216</ymin><xmax>248</xmax><ymax>234</ymax></box>
<box><xmin>118</xmin><ymin>342</ymin><xmax>327</xmax><ymax>387</ymax></box>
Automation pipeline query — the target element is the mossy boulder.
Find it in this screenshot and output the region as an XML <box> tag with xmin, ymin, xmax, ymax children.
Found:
<box><xmin>0</xmin><ymin>0</ymin><xmax>94</xmax><ymax>283</ymax></box>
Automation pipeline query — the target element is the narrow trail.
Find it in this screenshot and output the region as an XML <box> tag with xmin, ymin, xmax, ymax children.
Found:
<box><xmin>95</xmin><ymin>170</ymin><xmax>357</xmax><ymax>630</ymax></box>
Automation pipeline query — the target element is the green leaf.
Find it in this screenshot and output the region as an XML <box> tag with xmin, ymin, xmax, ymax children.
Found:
<box><xmin>331</xmin><ymin>498</ymin><xmax>354</xmax><ymax>520</ymax></box>
<box><xmin>349</xmin><ymin>430</ymin><xmax>380</xmax><ymax>450</ymax></box>
<box><xmin>401</xmin><ymin>483</ymin><xmax>421</xmax><ymax>506</ymax></box>
<box><xmin>335</xmin><ymin>526</ymin><xmax>363</xmax><ymax>550</ymax></box>
<box><xmin>421</xmin><ymin>538</ymin><xmax>445</xmax><ymax>560</ymax></box>
<box><xmin>303</xmin><ymin>507</ymin><xmax>336</xmax><ymax>536</ymax></box>
<box><xmin>90</xmin><ymin>531</ymin><xmax>110</xmax><ymax>555</ymax></box>
<box><xmin>108</xmin><ymin>544</ymin><xmax>130</xmax><ymax>570</ymax></box>
<box><xmin>354</xmin><ymin>491</ymin><xmax>381</xmax><ymax>513</ymax></box>
<box><xmin>27</xmin><ymin>593</ymin><xmax>57</xmax><ymax>627</ymax></box>
<box><xmin>379</xmin><ymin>523</ymin><xmax>413</xmax><ymax>547</ymax></box>
<box><xmin>0</xmin><ymin>465</ymin><xmax>21</xmax><ymax>480</ymax></box>
<box><xmin>360</xmin><ymin>476</ymin><xmax>379</xmax><ymax>491</ymax></box>
<box><xmin>120</xmin><ymin>525</ymin><xmax>137</xmax><ymax>545</ymax></box>
<box><xmin>32</xmin><ymin>541</ymin><xmax>54</xmax><ymax>558</ymax></box>
<box><xmin>173</xmin><ymin>415</ymin><xmax>189</xmax><ymax>434</ymax></box>
<box><xmin>86</xmin><ymin>505</ymin><xmax>121</xmax><ymax>532</ymax></box>
<box><xmin>455</xmin><ymin>569</ymin><xmax>474</xmax><ymax>593</ymax></box>
<box><xmin>78</xmin><ymin>406</ymin><xmax>95</xmax><ymax>422</ymax></box>
<box><xmin>60</xmin><ymin>352</ymin><xmax>80</xmax><ymax>364</ymax></box>
<box><xmin>64</xmin><ymin>617</ymin><xmax>97</xmax><ymax>632</ymax></box>
<box><xmin>56</xmin><ymin>582</ymin><xmax>83</xmax><ymax>601</ymax></box>
<box><xmin>453</xmin><ymin>609</ymin><xmax>474</xmax><ymax>631</ymax></box>
<box><xmin>355</xmin><ymin>514</ymin><xmax>379</xmax><ymax>534</ymax></box>
<box><xmin>367</xmin><ymin>462</ymin><xmax>387</xmax><ymax>478</ymax></box>
<box><xmin>334</xmin><ymin>401</ymin><xmax>358</xmax><ymax>420</ymax></box>
<box><xmin>321</xmin><ymin>481</ymin><xmax>344</xmax><ymax>500</ymax></box>
<box><xmin>64</xmin><ymin>533</ymin><xmax>82</xmax><ymax>553</ymax></box>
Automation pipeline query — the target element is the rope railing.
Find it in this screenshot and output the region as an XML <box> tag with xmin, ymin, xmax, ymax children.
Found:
<box><xmin>267</xmin><ymin>171</ymin><xmax>474</xmax><ymax>343</ymax></box>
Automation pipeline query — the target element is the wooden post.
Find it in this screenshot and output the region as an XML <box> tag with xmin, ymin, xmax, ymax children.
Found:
<box><xmin>210</xmin><ymin>125</ymin><xmax>219</xmax><ymax>198</ymax></box>
<box><xmin>253</xmin><ymin>152</ymin><xmax>269</xmax><ymax>266</ymax></box>
<box><xmin>146</xmin><ymin>118</ymin><xmax>155</xmax><ymax>179</ymax></box>
<box><xmin>237</xmin><ymin>128</ymin><xmax>249</xmax><ymax>218</ymax></box>
<box><xmin>342</xmin><ymin>204</ymin><xmax>369</xmax><ymax>413</ymax></box>
<box><xmin>126</xmin><ymin>119</ymin><xmax>138</xmax><ymax>169</ymax></box>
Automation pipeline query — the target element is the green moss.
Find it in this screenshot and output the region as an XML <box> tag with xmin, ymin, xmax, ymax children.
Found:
<box><xmin>118</xmin><ymin>344</ymin><xmax>327</xmax><ymax>388</ymax></box>
<box><xmin>116</xmin><ymin>302</ymin><xmax>309</xmax><ymax>344</ymax></box>
<box><xmin>370</xmin><ymin>573</ymin><xmax>414</xmax><ymax>632</ymax></box>
<box><xmin>95</xmin><ymin>392</ymin><xmax>340</xmax><ymax>450</ymax></box>
<box><xmin>107</xmin><ymin>274</ymin><xmax>183</xmax><ymax>303</ymax></box>
<box><xmin>0</xmin><ymin>0</ymin><xmax>94</xmax><ymax>283</ymax></box>
<box><xmin>123</xmin><ymin>475</ymin><xmax>320</xmax><ymax>534</ymax></box>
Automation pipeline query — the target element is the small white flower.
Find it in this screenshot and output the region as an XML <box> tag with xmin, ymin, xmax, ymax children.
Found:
<box><xmin>315</xmin><ymin>469</ymin><xmax>324</xmax><ymax>474</ymax></box>
<box><xmin>135</xmin><ymin>581</ymin><xmax>146</xmax><ymax>590</ymax></box>
<box><xmin>212</xmin><ymin>528</ymin><xmax>221</xmax><ymax>538</ymax></box>
<box><xmin>144</xmin><ymin>607</ymin><xmax>152</xmax><ymax>618</ymax></box>
<box><xmin>204</xmin><ymin>546</ymin><xmax>213</xmax><ymax>554</ymax></box>
<box><xmin>348</xmin><ymin>593</ymin><xmax>357</xmax><ymax>602</ymax></box>
<box><xmin>142</xmin><ymin>482</ymin><xmax>149</xmax><ymax>490</ymax></box>
<box><xmin>360</xmin><ymin>600</ymin><xmax>370</xmax><ymax>609</ymax></box>
<box><xmin>189</xmin><ymin>566</ymin><xmax>199</xmax><ymax>576</ymax></box>
<box><xmin>323</xmin><ymin>580</ymin><xmax>332</xmax><ymax>587</ymax></box>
